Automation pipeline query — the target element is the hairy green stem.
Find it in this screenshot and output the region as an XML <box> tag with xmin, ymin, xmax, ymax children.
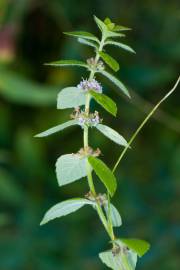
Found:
<box><xmin>113</xmin><ymin>75</ymin><xmax>180</xmax><ymax>173</ymax></box>
<box><xmin>83</xmin><ymin>34</ymin><xmax>115</xmax><ymax>241</ymax></box>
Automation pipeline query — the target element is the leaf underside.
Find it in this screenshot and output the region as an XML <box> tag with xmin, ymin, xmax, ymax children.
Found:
<box><xmin>40</xmin><ymin>198</ymin><xmax>94</xmax><ymax>225</ymax></box>
<box><xmin>98</xmin><ymin>70</ymin><xmax>130</xmax><ymax>98</ymax></box>
<box><xmin>57</xmin><ymin>87</ymin><xmax>86</xmax><ymax>109</ymax></box>
<box><xmin>56</xmin><ymin>154</ymin><xmax>87</xmax><ymax>186</ymax></box>
<box><xmin>99</xmin><ymin>249</ymin><xmax>137</xmax><ymax>270</ymax></box>
<box><xmin>96</xmin><ymin>124</ymin><xmax>128</xmax><ymax>147</ymax></box>
<box><xmin>35</xmin><ymin>119</ymin><xmax>78</xmax><ymax>137</ymax></box>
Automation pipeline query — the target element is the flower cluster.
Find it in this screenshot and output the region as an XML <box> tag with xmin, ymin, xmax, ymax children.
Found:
<box><xmin>71</xmin><ymin>108</ymin><xmax>102</xmax><ymax>127</ymax></box>
<box><xmin>77</xmin><ymin>78</ymin><xmax>102</xmax><ymax>93</ymax></box>
<box><xmin>77</xmin><ymin>146</ymin><xmax>101</xmax><ymax>158</ymax></box>
<box><xmin>85</xmin><ymin>192</ymin><xmax>108</xmax><ymax>206</ymax></box>
<box><xmin>87</xmin><ymin>57</ymin><xmax>105</xmax><ymax>71</ymax></box>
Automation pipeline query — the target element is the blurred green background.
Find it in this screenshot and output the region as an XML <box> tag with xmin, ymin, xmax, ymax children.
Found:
<box><xmin>0</xmin><ymin>0</ymin><xmax>180</xmax><ymax>269</ymax></box>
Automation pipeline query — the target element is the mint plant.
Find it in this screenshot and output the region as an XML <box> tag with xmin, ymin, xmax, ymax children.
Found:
<box><xmin>35</xmin><ymin>16</ymin><xmax>180</xmax><ymax>270</ymax></box>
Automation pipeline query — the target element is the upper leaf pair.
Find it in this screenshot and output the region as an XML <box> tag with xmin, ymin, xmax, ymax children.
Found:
<box><xmin>35</xmin><ymin>119</ymin><xmax>128</xmax><ymax>149</ymax></box>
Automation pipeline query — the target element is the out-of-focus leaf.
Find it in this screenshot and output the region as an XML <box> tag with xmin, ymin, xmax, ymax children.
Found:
<box><xmin>15</xmin><ymin>129</ymin><xmax>46</xmax><ymax>177</ymax></box>
<box><xmin>0</xmin><ymin>169</ymin><xmax>24</xmax><ymax>204</ymax></box>
<box><xmin>0</xmin><ymin>68</ymin><xmax>58</xmax><ymax>106</ymax></box>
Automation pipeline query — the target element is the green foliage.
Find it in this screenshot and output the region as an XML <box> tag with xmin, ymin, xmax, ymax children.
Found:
<box><xmin>96</xmin><ymin>124</ymin><xmax>128</xmax><ymax>147</ymax></box>
<box><xmin>64</xmin><ymin>31</ymin><xmax>99</xmax><ymax>43</ymax></box>
<box><xmin>78</xmin><ymin>38</ymin><xmax>98</xmax><ymax>49</ymax></box>
<box><xmin>105</xmin><ymin>40</ymin><xmax>135</xmax><ymax>53</ymax></box>
<box><xmin>99</xmin><ymin>70</ymin><xmax>130</xmax><ymax>97</ymax></box>
<box><xmin>119</xmin><ymin>239</ymin><xmax>150</xmax><ymax>257</ymax></box>
<box><xmin>35</xmin><ymin>120</ymin><xmax>78</xmax><ymax>137</ymax></box>
<box><xmin>99</xmin><ymin>249</ymin><xmax>137</xmax><ymax>270</ymax></box>
<box><xmin>104</xmin><ymin>203</ymin><xmax>122</xmax><ymax>227</ymax></box>
<box><xmin>1</xmin><ymin>3</ymin><xmax>179</xmax><ymax>269</ymax></box>
<box><xmin>0</xmin><ymin>68</ymin><xmax>58</xmax><ymax>106</ymax></box>
<box><xmin>89</xmin><ymin>90</ymin><xmax>117</xmax><ymax>116</ymax></box>
<box><xmin>94</xmin><ymin>16</ymin><xmax>128</xmax><ymax>39</ymax></box>
<box><xmin>45</xmin><ymin>59</ymin><xmax>88</xmax><ymax>68</ymax></box>
<box><xmin>57</xmin><ymin>87</ymin><xmax>86</xmax><ymax>109</ymax></box>
<box><xmin>40</xmin><ymin>198</ymin><xmax>95</xmax><ymax>225</ymax></box>
<box><xmin>35</xmin><ymin>15</ymin><xmax>156</xmax><ymax>270</ymax></box>
<box><xmin>56</xmin><ymin>154</ymin><xmax>87</xmax><ymax>186</ymax></box>
<box><xmin>88</xmin><ymin>156</ymin><xmax>117</xmax><ymax>197</ymax></box>
<box><xmin>99</xmin><ymin>51</ymin><xmax>120</xmax><ymax>72</ymax></box>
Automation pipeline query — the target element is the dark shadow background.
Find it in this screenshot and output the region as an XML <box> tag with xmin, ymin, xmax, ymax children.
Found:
<box><xmin>0</xmin><ymin>0</ymin><xmax>180</xmax><ymax>269</ymax></box>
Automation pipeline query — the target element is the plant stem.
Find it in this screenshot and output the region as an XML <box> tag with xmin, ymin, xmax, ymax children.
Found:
<box><xmin>112</xmin><ymin>75</ymin><xmax>180</xmax><ymax>173</ymax></box>
<box><xmin>83</xmin><ymin>34</ymin><xmax>115</xmax><ymax>241</ymax></box>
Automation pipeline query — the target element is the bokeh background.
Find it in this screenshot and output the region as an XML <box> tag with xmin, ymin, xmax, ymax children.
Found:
<box><xmin>0</xmin><ymin>0</ymin><xmax>180</xmax><ymax>269</ymax></box>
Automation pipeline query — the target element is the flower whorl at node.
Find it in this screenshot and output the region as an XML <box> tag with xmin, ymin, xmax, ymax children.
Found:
<box><xmin>76</xmin><ymin>146</ymin><xmax>101</xmax><ymax>158</ymax></box>
<box><xmin>71</xmin><ymin>108</ymin><xmax>102</xmax><ymax>128</ymax></box>
<box><xmin>77</xmin><ymin>78</ymin><xmax>102</xmax><ymax>93</ymax></box>
<box><xmin>87</xmin><ymin>57</ymin><xmax>105</xmax><ymax>72</ymax></box>
<box><xmin>85</xmin><ymin>192</ymin><xmax>108</xmax><ymax>206</ymax></box>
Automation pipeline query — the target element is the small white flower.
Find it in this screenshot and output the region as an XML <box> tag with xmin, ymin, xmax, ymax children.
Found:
<box><xmin>77</xmin><ymin>79</ymin><xmax>102</xmax><ymax>93</ymax></box>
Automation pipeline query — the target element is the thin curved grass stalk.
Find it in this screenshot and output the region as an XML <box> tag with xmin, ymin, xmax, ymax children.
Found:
<box><xmin>35</xmin><ymin>16</ymin><xmax>178</xmax><ymax>270</ymax></box>
<box><xmin>113</xmin><ymin>75</ymin><xmax>180</xmax><ymax>173</ymax></box>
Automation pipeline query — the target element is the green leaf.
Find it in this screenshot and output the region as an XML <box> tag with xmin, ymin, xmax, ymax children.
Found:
<box><xmin>113</xmin><ymin>25</ymin><xmax>131</xmax><ymax>31</ymax></box>
<box><xmin>96</xmin><ymin>124</ymin><xmax>128</xmax><ymax>147</ymax></box>
<box><xmin>99</xmin><ymin>51</ymin><xmax>120</xmax><ymax>72</ymax></box>
<box><xmin>104</xmin><ymin>18</ymin><xmax>131</xmax><ymax>32</ymax></box>
<box><xmin>104</xmin><ymin>203</ymin><xmax>122</xmax><ymax>227</ymax></box>
<box><xmin>99</xmin><ymin>249</ymin><xmax>137</xmax><ymax>270</ymax></box>
<box><xmin>120</xmin><ymin>238</ymin><xmax>150</xmax><ymax>257</ymax></box>
<box><xmin>94</xmin><ymin>16</ymin><xmax>125</xmax><ymax>39</ymax></box>
<box><xmin>64</xmin><ymin>31</ymin><xmax>99</xmax><ymax>43</ymax></box>
<box><xmin>44</xmin><ymin>59</ymin><xmax>88</xmax><ymax>68</ymax></box>
<box><xmin>57</xmin><ymin>87</ymin><xmax>86</xmax><ymax>109</ymax></box>
<box><xmin>56</xmin><ymin>154</ymin><xmax>87</xmax><ymax>186</ymax></box>
<box><xmin>88</xmin><ymin>156</ymin><xmax>117</xmax><ymax>197</ymax></box>
<box><xmin>40</xmin><ymin>198</ymin><xmax>95</xmax><ymax>225</ymax></box>
<box><xmin>34</xmin><ymin>120</ymin><xmax>78</xmax><ymax>138</ymax></box>
<box><xmin>99</xmin><ymin>70</ymin><xmax>130</xmax><ymax>98</ymax></box>
<box><xmin>89</xmin><ymin>90</ymin><xmax>117</xmax><ymax>116</ymax></box>
<box><xmin>94</xmin><ymin>16</ymin><xmax>107</xmax><ymax>33</ymax></box>
<box><xmin>78</xmin><ymin>38</ymin><xmax>98</xmax><ymax>49</ymax></box>
<box><xmin>105</xmin><ymin>40</ymin><xmax>135</xmax><ymax>54</ymax></box>
<box><xmin>106</xmin><ymin>31</ymin><xmax>126</xmax><ymax>38</ymax></box>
